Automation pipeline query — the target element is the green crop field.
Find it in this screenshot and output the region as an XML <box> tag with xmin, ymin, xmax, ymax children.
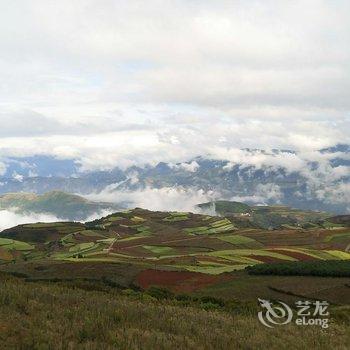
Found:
<box><xmin>163</xmin><ymin>212</ymin><xmax>190</xmax><ymax>222</ymax></box>
<box><xmin>143</xmin><ymin>245</ymin><xmax>177</xmax><ymax>256</ymax></box>
<box><xmin>184</xmin><ymin>218</ymin><xmax>236</xmax><ymax>235</ymax></box>
<box><xmin>324</xmin><ymin>232</ymin><xmax>350</xmax><ymax>242</ymax></box>
<box><xmin>186</xmin><ymin>265</ymin><xmax>243</xmax><ymax>274</ymax></box>
<box><xmin>0</xmin><ymin>238</ymin><xmax>34</xmax><ymax>251</ymax></box>
<box><xmin>209</xmin><ymin>249</ymin><xmax>297</xmax><ymax>261</ymax></box>
<box><xmin>218</xmin><ymin>234</ymin><xmax>261</xmax><ymax>246</ymax></box>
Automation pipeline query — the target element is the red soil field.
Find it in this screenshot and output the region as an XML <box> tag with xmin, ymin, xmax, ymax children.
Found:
<box><xmin>136</xmin><ymin>269</ymin><xmax>232</xmax><ymax>293</ymax></box>
<box><xmin>0</xmin><ymin>248</ymin><xmax>13</xmax><ymax>261</ymax></box>
<box><xmin>268</xmin><ymin>249</ymin><xmax>318</xmax><ymax>261</ymax></box>
<box><xmin>115</xmin><ymin>246</ymin><xmax>155</xmax><ymax>257</ymax></box>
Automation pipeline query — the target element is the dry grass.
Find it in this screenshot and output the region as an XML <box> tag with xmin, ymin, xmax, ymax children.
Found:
<box><xmin>0</xmin><ymin>273</ymin><xmax>349</xmax><ymax>349</ymax></box>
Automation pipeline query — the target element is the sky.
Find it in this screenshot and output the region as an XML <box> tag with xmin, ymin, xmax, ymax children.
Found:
<box><xmin>0</xmin><ymin>0</ymin><xmax>349</xmax><ymax>170</ymax></box>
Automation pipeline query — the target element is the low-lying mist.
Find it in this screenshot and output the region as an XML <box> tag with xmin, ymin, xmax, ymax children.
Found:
<box><xmin>84</xmin><ymin>186</ymin><xmax>216</xmax><ymax>213</ymax></box>
<box><xmin>0</xmin><ymin>209</ymin><xmax>116</xmax><ymax>232</ymax></box>
<box><xmin>0</xmin><ymin>184</ymin><xmax>295</xmax><ymax>232</ymax></box>
<box><xmin>0</xmin><ymin>210</ymin><xmax>60</xmax><ymax>231</ymax></box>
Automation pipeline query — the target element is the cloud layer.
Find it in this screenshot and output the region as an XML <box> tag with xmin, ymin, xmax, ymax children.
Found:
<box><xmin>0</xmin><ymin>210</ymin><xmax>60</xmax><ymax>231</ymax></box>
<box><xmin>0</xmin><ymin>208</ymin><xmax>116</xmax><ymax>231</ymax></box>
<box><xmin>0</xmin><ymin>1</ymin><xmax>349</xmax><ymax>169</ymax></box>
<box><xmin>85</xmin><ymin>186</ymin><xmax>215</xmax><ymax>213</ymax></box>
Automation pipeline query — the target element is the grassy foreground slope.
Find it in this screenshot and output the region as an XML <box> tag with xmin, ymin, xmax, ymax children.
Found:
<box><xmin>0</xmin><ymin>272</ymin><xmax>349</xmax><ymax>350</ymax></box>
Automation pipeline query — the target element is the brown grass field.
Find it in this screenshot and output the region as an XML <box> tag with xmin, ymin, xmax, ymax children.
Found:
<box><xmin>0</xmin><ymin>272</ymin><xmax>349</xmax><ymax>350</ymax></box>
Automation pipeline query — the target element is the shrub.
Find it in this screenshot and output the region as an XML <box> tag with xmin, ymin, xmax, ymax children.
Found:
<box><xmin>246</xmin><ymin>260</ymin><xmax>350</xmax><ymax>277</ymax></box>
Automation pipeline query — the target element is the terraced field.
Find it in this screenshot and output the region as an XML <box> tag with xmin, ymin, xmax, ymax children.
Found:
<box><xmin>0</xmin><ymin>207</ymin><xmax>349</xmax><ymax>302</ymax></box>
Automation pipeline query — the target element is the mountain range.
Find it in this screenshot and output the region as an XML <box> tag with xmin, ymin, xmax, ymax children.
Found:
<box><xmin>0</xmin><ymin>144</ymin><xmax>349</xmax><ymax>214</ymax></box>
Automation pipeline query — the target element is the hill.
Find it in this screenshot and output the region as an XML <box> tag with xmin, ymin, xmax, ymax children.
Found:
<box><xmin>328</xmin><ymin>215</ymin><xmax>350</xmax><ymax>227</ymax></box>
<box><xmin>0</xmin><ymin>191</ymin><xmax>121</xmax><ymax>220</ymax></box>
<box><xmin>0</xmin><ymin>222</ymin><xmax>85</xmax><ymax>243</ymax></box>
<box><xmin>197</xmin><ymin>200</ymin><xmax>330</xmax><ymax>230</ymax></box>
<box><xmin>0</xmin><ymin>207</ymin><xmax>349</xmax><ymax>303</ymax></box>
<box><xmin>197</xmin><ymin>200</ymin><xmax>252</xmax><ymax>215</ymax></box>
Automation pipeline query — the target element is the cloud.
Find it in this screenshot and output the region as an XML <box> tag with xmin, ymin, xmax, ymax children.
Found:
<box><xmin>0</xmin><ymin>207</ymin><xmax>118</xmax><ymax>231</ymax></box>
<box><xmin>82</xmin><ymin>209</ymin><xmax>116</xmax><ymax>223</ymax></box>
<box><xmin>222</xmin><ymin>149</ymin><xmax>307</xmax><ymax>173</ymax></box>
<box><xmin>0</xmin><ymin>110</ymin><xmax>66</xmax><ymax>137</ymax></box>
<box><xmin>170</xmin><ymin>161</ymin><xmax>200</xmax><ymax>173</ymax></box>
<box><xmin>82</xmin><ymin>181</ymin><xmax>291</xmax><ymax>213</ymax></box>
<box><xmin>314</xmin><ymin>182</ymin><xmax>350</xmax><ymax>205</ymax></box>
<box><xmin>0</xmin><ymin>1</ymin><xmax>349</xmax><ymax>169</ymax></box>
<box><xmin>229</xmin><ymin>183</ymin><xmax>283</xmax><ymax>205</ymax></box>
<box><xmin>11</xmin><ymin>172</ymin><xmax>23</xmax><ymax>182</ymax></box>
<box><xmin>0</xmin><ymin>121</ymin><xmax>347</xmax><ymax>172</ymax></box>
<box><xmin>84</xmin><ymin>186</ymin><xmax>216</xmax><ymax>212</ymax></box>
<box><xmin>0</xmin><ymin>210</ymin><xmax>60</xmax><ymax>231</ymax></box>
<box><xmin>0</xmin><ymin>162</ymin><xmax>7</xmax><ymax>176</ymax></box>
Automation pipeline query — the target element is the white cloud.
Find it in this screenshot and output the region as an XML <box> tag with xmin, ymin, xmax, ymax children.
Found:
<box><xmin>0</xmin><ymin>210</ymin><xmax>60</xmax><ymax>231</ymax></box>
<box><xmin>170</xmin><ymin>161</ymin><xmax>200</xmax><ymax>173</ymax></box>
<box><xmin>229</xmin><ymin>183</ymin><xmax>283</xmax><ymax>205</ymax></box>
<box><xmin>83</xmin><ymin>209</ymin><xmax>116</xmax><ymax>223</ymax></box>
<box><xmin>255</xmin><ymin>183</ymin><xmax>283</xmax><ymax>202</ymax></box>
<box><xmin>83</xmin><ymin>181</ymin><xmax>285</xmax><ymax>213</ymax></box>
<box><xmin>314</xmin><ymin>182</ymin><xmax>350</xmax><ymax>206</ymax></box>
<box><xmin>0</xmin><ymin>162</ymin><xmax>7</xmax><ymax>176</ymax></box>
<box><xmin>222</xmin><ymin>149</ymin><xmax>307</xmax><ymax>173</ymax></box>
<box><xmin>0</xmin><ymin>207</ymin><xmax>118</xmax><ymax>231</ymax></box>
<box><xmin>0</xmin><ymin>1</ymin><xmax>349</xmax><ymax>169</ymax></box>
<box><xmin>12</xmin><ymin>172</ymin><xmax>23</xmax><ymax>182</ymax></box>
<box><xmin>84</xmin><ymin>186</ymin><xmax>215</xmax><ymax>212</ymax></box>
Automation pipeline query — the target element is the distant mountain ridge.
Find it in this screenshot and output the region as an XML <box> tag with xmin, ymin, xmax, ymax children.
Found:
<box><xmin>0</xmin><ymin>144</ymin><xmax>348</xmax><ymax>214</ymax></box>
<box><xmin>0</xmin><ymin>191</ymin><xmax>120</xmax><ymax>221</ymax></box>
